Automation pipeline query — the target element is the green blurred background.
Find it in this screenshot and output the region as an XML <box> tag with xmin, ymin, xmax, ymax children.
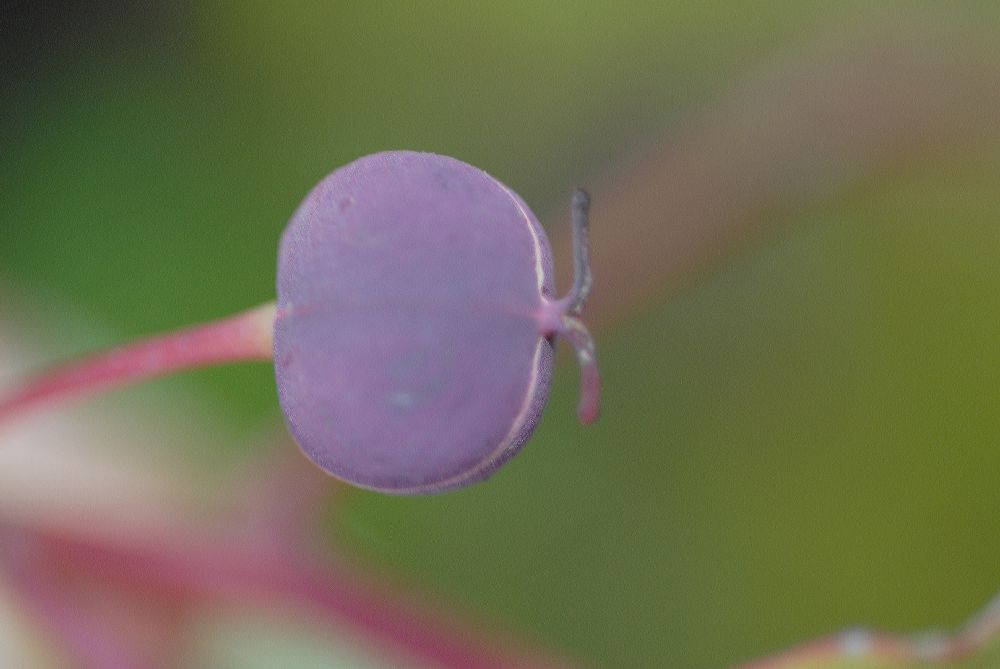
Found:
<box><xmin>4</xmin><ymin>2</ymin><xmax>1000</xmax><ymax>667</ymax></box>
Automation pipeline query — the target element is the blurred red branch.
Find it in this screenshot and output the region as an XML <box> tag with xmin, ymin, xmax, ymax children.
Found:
<box><xmin>0</xmin><ymin>525</ymin><xmax>175</xmax><ymax>669</ymax></box>
<box><xmin>0</xmin><ymin>444</ymin><xmax>576</xmax><ymax>669</ymax></box>
<box><xmin>17</xmin><ymin>519</ymin><xmax>573</xmax><ymax>669</ymax></box>
<box><xmin>549</xmin><ymin>15</ymin><xmax>1000</xmax><ymax>331</ymax></box>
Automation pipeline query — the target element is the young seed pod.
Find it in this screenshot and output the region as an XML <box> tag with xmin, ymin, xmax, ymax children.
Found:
<box><xmin>274</xmin><ymin>151</ymin><xmax>599</xmax><ymax>494</ymax></box>
<box><xmin>0</xmin><ymin>151</ymin><xmax>598</xmax><ymax>495</ymax></box>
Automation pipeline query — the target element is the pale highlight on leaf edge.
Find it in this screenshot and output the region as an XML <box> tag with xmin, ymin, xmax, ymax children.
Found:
<box><xmin>737</xmin><ymin>590</ymin><xmax>1000</xmax><ymax>669</ymax></box>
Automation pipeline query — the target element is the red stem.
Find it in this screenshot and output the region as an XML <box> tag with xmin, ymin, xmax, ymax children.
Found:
<box><xmin>30</xmin><ymin>526</ymin><xmax>571</xmax><ymax>669</ymax></box>
<box><xmin>0</xmin><ymin>531</ymin><xmax>152</xmax><ymax>669</ymax></box>
<box><xmin>0</xmin><ymin>303</ymin><xmax>277</xmax><ymax>424</ymax></box>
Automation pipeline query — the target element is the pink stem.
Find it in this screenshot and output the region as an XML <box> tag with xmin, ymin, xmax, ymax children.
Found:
<box><xmin>31</xmin><ymin>525</ymin><xmax>572</xmax><ymax>669</ymax></box>
<box><xmin>0</xmin><ymin>529</ymin><xmax>153</xmax><ymax>669</ymax></box>
<box><xmin>559</xmin><ymin>315</ymin><xmax>600</xmax><ymax>425</ymax></box>
<box><xmin>0</xmin><ymin>303</ymin><xmax>277</xmax><ymax>423</ymax></box>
